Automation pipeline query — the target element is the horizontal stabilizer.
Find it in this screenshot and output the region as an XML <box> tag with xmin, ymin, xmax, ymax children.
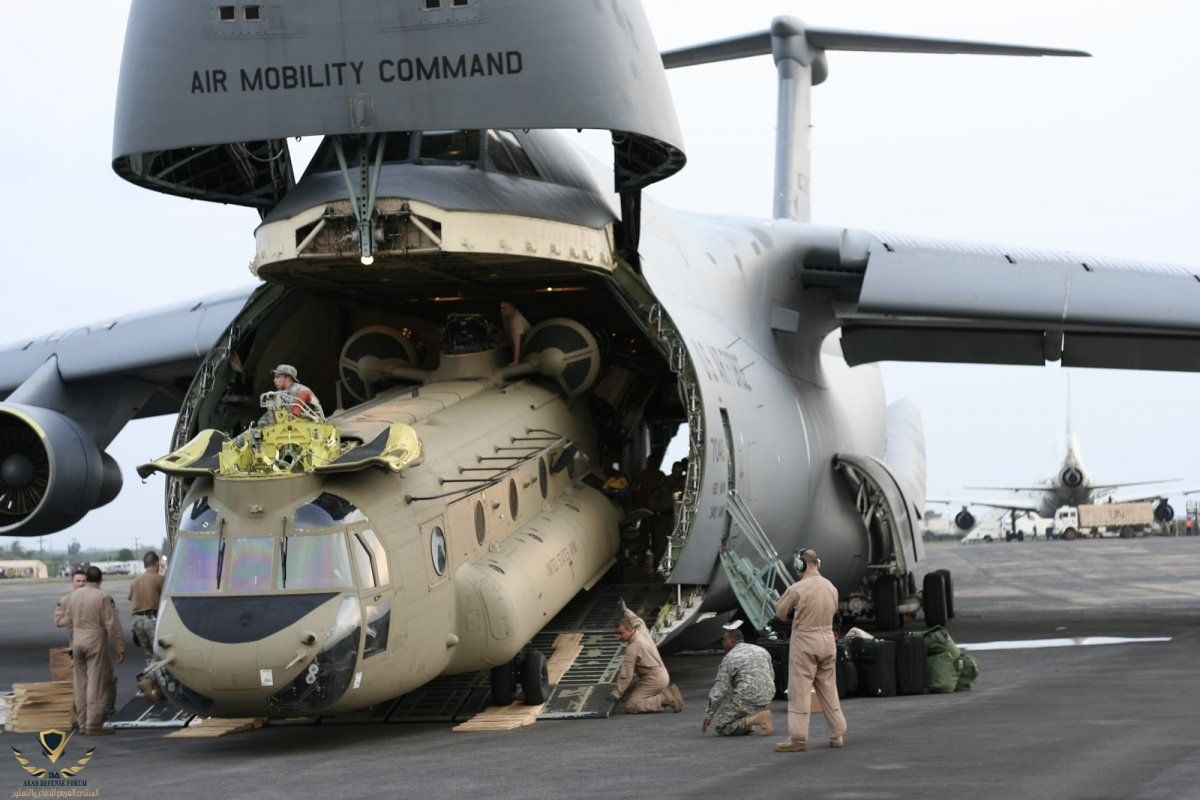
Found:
<box><xmin>661</xmin><ymin>22</ymin><xmax>1088</xmax><ymax>69</ymax></box>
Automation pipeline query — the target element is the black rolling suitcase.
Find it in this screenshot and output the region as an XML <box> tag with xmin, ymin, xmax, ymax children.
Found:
<box><xmin>877</xmin><ymin>631</ymin><xmax>927</xmax><ymax>695</ymax></box>
<box><xmin>848</xmin><ymin>637</ymin><xmax>896</xmax><ymax>697</ymax></box>
<box><xmin>835</xmin><ymin>640</ymin><xmax>858</xmax><ymax>698</ymax></box>
<box><xmin>759</xmin><ymin>637</ymin><xmax>790</xmax><ymax>700</ymax></box>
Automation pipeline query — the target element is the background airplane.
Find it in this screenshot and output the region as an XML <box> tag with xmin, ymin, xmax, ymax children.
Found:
<box><xmin>933</xmin><ymin>431</ymin><xmax>1180</xmax><ymax>532</ymax></box>
<box><xmin>2</xmin><ymin>0</ymin><xmax>1198</xmax><ymax>558</ymax></box>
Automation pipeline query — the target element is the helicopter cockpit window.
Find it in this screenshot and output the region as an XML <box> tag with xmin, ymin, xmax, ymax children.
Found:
<box><xmin>294</xmin><ymin>493</ymin><xmax>367</xmax><ymax>530</ymax></box>
<box><xmin>354</xmin><ymin>529</ymin><xmax>389</xmax><ymax>587</ymax></box>
<box><xmin>418</xmin><ymin>130</ymin><xmax>480</xmax><ymax>164</ymax></box>
<box><xmin>278</xmin><ymin>533</ymin><xmax>354</xmax><ymax>591</ymax></box>
<box><xmin>179</xmin><ymin>497</ymin><xmax>218</xmax><ymax>532</ymax></box>
<box><xmin>351</xmin><ymin>534</ymin><xmax>376</xmax><ymax>590</ymax></box>
<box><xmin>165</xmin><ymin>536</ymin><xmax>222</xmax><ymax>594</ymax></box>
<box><xmin>228</xmin><ymin>537</ymin><xmax>274</xmax><ymax>592</ymax></box>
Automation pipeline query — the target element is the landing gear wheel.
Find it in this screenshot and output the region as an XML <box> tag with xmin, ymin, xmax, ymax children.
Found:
<box><xmin>934</xmin><ymin>568</ymin><xmax>955</xmax><ymax>619</ymax></box>
<box><xmin>490</xmin><ymin>662</ymin><xmax>515</xmax><ymax>706</ymax></box>
<box><xmin>923</xmin><ymin>572</ymin><xmax>949</xmax><ymax>628</ymax></box>
<box><xmin>520</xmin><ymin>649</ymin><xmax>551</xmax><ymax>705</ymax></box>
<box><xmin>873</xmin><ymin>574</ymin><xmax>900</xmax><ymax>632</ymax></box>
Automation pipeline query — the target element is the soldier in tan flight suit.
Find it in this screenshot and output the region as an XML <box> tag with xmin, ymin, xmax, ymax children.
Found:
<box><xmin>128</xmin><ymin>551</ymin><xmax>165</xmax><ymax>666</ymax></box>
<box><xmin>55</xmin><ymin>567</ymin><xmax>116</xmax><ymax>721</ymax></box>
<box><xmin>773</xmin><ymin>548</ymin><xmax>847</xmax><ymax>752</ymax></box>
<box><xmin>60</xmin><ymin>566</ymin><xmax>125</xmax><ymax>735</ymax></box>
<box><xmin>610</xmin><ymin>607</ymin><xmax>684</xmax><ymax>714</ymax></box>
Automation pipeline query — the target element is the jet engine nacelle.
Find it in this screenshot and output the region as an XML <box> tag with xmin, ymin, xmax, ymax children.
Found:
<box><xmin>0</xmin><ymin>404</ymin><xmax>122</xmax><ymax>536</ymax></box>
<box><xmin>1060</xmin><ymin>467</ymin><xmax>1084</xmax><ymax>488</ymax></box>
<box><xmin>1154</xmin><ymin>500</ymin><xmax>1175</xmax><ymax>523</ymax></box>
<box><xmin>954</xmin><ymin>509</ymin><xmax>976</xmax><ymax>531</ymax></box>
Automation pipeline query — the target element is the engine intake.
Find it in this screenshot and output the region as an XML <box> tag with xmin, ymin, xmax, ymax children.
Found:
<box><xmin>954</xmin><ymin>509</ymin><xmax>976</xmax><ymax>531</ymax></box>
<box><xmin>1154</xmin><ymin>500</ymin><xmax>1174</xmax><ymax>523</ymax></box>
<box><xmin>1060</xmin><ymin>467</ymin><xmax>1083</xmax><ymax>488</ymax></box>
<box><xmin>0</xmin><ymin>404</ymin><xmax>122</xmax><ymax>536</ymax></box>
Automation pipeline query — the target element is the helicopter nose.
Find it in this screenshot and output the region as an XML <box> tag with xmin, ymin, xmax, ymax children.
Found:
<box><xmin>157</xmin><ymin>594</ymin><xmax>362</xmax><ymax>716</ymax></box>
<box><xmin>266</xmin><ymin>596</ymin><xmax>362</xmax><ymax>716</ymax></box>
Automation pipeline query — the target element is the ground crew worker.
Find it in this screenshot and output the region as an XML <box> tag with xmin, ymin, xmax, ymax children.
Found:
<box><xmin>499</xmin><ymin>299</ymin><xmax>531</xmax><ymax>366</ymax></box>
<box><xmin>701</xmin><ymin>627</ymin><xmax>775</xmax><ymax>736</ymax></box>
<box><xmin>55</xmin><ymin>563</ymin><xmax>116</xmax><ymax>724</ymax></box>
<box><xmin>60</xmin><ymin>566</ymin><xmax>125</xmax><ymax>735</ymax></box>
<box><xmin>54</xmin><ymin>567</ymin><xmax>87</xmax><ymax>627</ymax></box>
<box><xmin>773</xmin><ymin>548</ymin><xmax>847</xmax><ymax>752</ymax></box>
<box><xmin>128</xmin><ymin>551</ymin><xmax>165</xmax><ymax>666</ymax></box>
<box><xmin>611</xmin><ymin>607</ymin><xmax>683</xmax><ymax>714</ymax></box>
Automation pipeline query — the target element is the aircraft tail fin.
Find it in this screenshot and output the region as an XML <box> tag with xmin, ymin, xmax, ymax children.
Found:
<box><xmin>661</xmin><ymin>20</ymin><xmax>1088</xmax><ymax>222</ymax></box>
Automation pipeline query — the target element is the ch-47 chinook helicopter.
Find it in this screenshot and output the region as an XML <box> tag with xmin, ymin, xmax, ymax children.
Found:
<box><xmin>3</xmin><ymin>0</ymin><xmax>1200</xmax><ymax>719</ymax></box>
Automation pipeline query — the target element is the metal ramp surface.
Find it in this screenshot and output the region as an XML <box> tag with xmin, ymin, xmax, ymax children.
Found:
<box><xmin>106</xmin><ymin>693</ymin><xmax>194</xmax><ymax>729</ymax></box>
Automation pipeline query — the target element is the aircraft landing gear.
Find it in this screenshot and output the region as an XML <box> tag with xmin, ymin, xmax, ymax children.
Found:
<box><xmin>923</xmin><ymin>572</ymin><xmax>948</xmax><ymax>628</ymax></box>
<box><xmin>489</xmin><ymin>648</ymin><xmax>551</xmax><ymax>706</ymax></box>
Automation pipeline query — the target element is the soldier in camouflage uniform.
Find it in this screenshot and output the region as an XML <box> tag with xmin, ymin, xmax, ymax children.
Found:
<box><xmin>702</xmin><ymin>628</ymin><xmax>775</xmax><ymax>736</ymax></box>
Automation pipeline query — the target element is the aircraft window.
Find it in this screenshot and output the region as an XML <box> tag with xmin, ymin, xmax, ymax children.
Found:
<box><xmin>306</xmin><ymin>133</ymin><xmax>413</xmax><ymax>175</ymax></box>
<box><xmin>474</xmin><ymin>501</ymin><xmax>486</xmax><ymax>545</ymax></box>
<box><xmin>218</xmin><ymin>6</ymin><xmax>235</xmax><ymax>21</ymax></box>
<box><xmin>486</xmin><ymin>131</ymin><xmax>518</xmax><ymax>175</ymax></box>
<box><xmin>495</xmin><ymin>130</ymin><xmax>538</xmax><ymax>177</ymax></box>
<box><xmin>359</xmin><ymin>529</ymin><xmax>389</xmax><ymax>585</ymax></box>
<box><xmin>179</xmin><ymin>497</ymin><xmax>217</xmax><ymax>532</ymax></box>
<box><xmin>165</xmin><ymin>537</ymin><xmax>222</xmax><ymax>594</ymax></box>
<box><xmin>423</xmin><ymin>0</ymin><xmax>441</xmax><ymax>9</ymax></box>
<box><xmin>538</xmin><ymin>458</ymin><xmax>548</xmax><ymax>499</ymax></box>
<box><xmin>419</xmin><ymin>130</ymin><xmax>480</xmax><ymax>164</ymax></box>
<box><xmin>430</xmin><ymin>526</ymin><xmax>448</xmax><ymax>576</ymax></box>
<box><xmin>363</xmin><ymin>600</ymin><xmax>391</xmax><ymax>658</ymax></box>
<box><xmin>508</xmin><ymin>479</ymin><xmax>519</xmax><ymax>519</ymax></box>
<box><xmin>452</xmin><ymin>0</ymin><xmax>470</xmax><ymax>6</ymax></box>
<box><xmin>278</xmin><ymin>533</ymin><xmax>354</xmax><ymax>591</ymax></box>
<box><xmin>228</xmin><ymin>537</ymin><xmax>274</xmax><ymax>592</ymax></box>
<box><xmin>352</xmin><ymin>534</ymin><xmax>377</xmax><ymax>590</ymax></box>
<box><xmin>243</xmin><ymin>5</ymin><xmax>260</xmax><ymax>20</ymax></box>
<box><xmin>294</xmin><ymin>493</ymin><xmax>367</xmax><ymax>530</ymax></box>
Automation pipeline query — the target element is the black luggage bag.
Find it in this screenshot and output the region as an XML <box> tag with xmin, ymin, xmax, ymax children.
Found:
<box><xmin>848</xmin><ymin>637</ymin><xmax>896</xmax><ymax>697</ymax></box>
<box><xmin>835</xmin><ymin>639</ymin><xmax>858</xmax><ymax>698</ymax></box>
<box><xmin>877</xmin><ymin>631</ymin><xmax>928</xmax><ymax>695</ymax></box>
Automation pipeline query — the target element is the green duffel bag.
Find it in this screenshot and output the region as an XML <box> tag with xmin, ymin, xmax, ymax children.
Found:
<box><xmin>921</xmin><ymin>625</ymin><xmax>960</xmax><ymax>658</ymax></box>
<box><xmin>927</xmin><ymin>651</ymin><xmax>961</xmax><ymax>693</ymax></box>
<box><xmin>955</xmin><ymin>653</ymin><xmax>980</xmax><ymax>691</ymax></box>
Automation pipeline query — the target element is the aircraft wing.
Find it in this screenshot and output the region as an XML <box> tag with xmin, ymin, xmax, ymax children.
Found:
<box><xmin>804</xmin><ymin>230</ymin><xmax>1200</xmax><ymax>371</ymax></box>
<box><xmin>929</xmin><ymin>497</ymin><xmax>1041</xmax><ymax>513</ymax></box>
<box><xmin>0</xmin><ymin>286</ymin><xmax>255</xmax><ymax>409</ymax></box>
<box><xmin>0</xmin><ymin>286</ymin><xmax>256</xmax><ymax>535</ymax></box>
<box><xmin>963</xmin><ymin>485</ymin><xmax>1050</xmax><ymax>494</ymax></box>
<box><xmin>1089</xmin><ymin>479</ymin><xmax>1180</xmax><ymax>495</ymax></box>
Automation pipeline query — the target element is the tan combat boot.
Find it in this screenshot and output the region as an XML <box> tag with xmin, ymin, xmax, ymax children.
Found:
<box><xmin>744</xmin><ymin>710</ymin><xmax>774</xmax><ymax>736</ymax></box>
<box><xmin>830</xmin><ymin>736</ymin><xmax>845</xmax><ymax>748</ymax></box>
<box><xmin>662</xmin><ymin>684</ymin><xmax>685</xmax><ymax>713</ymax></box>
<box><xmin>774</xmin><ymin>737</ymin><xmax>806</xmax><ymax>752</ymax></box>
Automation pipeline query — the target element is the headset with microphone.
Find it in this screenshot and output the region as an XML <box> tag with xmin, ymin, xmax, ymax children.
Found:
<box><xmin>794</xmin><ymin>547</ymin><xmax>821</xmax><ymax>574</ymax></box>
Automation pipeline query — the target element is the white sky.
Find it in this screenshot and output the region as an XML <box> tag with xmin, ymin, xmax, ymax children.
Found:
<box><xmin>2</xmin><ymin>1</ymin><xmax>1199</xmax><ymax>550</ymax></box>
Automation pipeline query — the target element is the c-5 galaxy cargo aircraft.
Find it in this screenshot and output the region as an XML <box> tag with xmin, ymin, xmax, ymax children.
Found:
<box><xmin>2</xmin><ymin>0</ymin><xmax>1199</xmax><ymax>718</ymax></box>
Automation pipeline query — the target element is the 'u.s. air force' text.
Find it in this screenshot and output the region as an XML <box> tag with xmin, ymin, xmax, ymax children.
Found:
<box><xmin>190</xmin><ymin>51</ymin><xmax>523</xmax><ymax>93</ymax></box>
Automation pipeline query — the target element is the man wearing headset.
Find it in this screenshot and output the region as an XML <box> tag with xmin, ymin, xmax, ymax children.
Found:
<box><xmin>772</xmin><ymin>548</ymin><xmax>847</xmax><ymax>752</ymax></box>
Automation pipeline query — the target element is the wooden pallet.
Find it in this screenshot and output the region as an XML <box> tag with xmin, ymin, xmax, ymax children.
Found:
<box><xmin>6</xmin><ymin>682</ymin><xmax>75</xmax><ymax>733</ymax></box>
<box><xmin>165</xmin><ymin>717</ymin><xmax>267</xmax><ymax>738</ymax></box>
<box><xmin>452</xmin><ymin>633</ymin><xmax>584</xmax><ymax>733</ymax></box>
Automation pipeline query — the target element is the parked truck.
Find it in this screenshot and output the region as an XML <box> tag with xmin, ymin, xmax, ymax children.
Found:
<box><xmin>1052</xmin><ymin>502</ymin><xmax>1156</xmax><ymax>539</ymax></box>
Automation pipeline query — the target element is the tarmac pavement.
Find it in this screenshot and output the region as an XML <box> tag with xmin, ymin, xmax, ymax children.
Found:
<box><xmin>2</xmin><ymin>537</ymin><xmax>1198</xmax><ymax>799</ymax></box>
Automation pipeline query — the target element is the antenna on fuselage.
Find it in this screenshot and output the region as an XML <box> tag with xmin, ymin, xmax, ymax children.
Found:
<box><xmin>661</xmin><ymin>20</ymin><xmax>1088</xmax><ymax>222</ymax></box>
